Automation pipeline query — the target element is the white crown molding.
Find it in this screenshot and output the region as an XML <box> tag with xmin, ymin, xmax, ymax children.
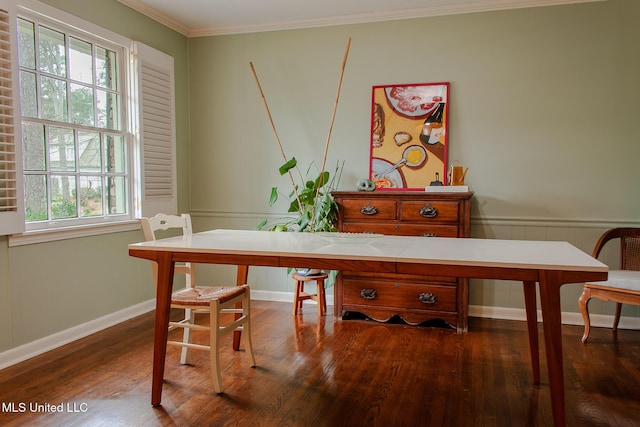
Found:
<box><xmin>117</xmin><ymin>0</ymin><xmax>605</xmax><ymax>38</ymax></box>
<box><xmin>116</xmin><ymin>0</ymin><xmax>190</xmax><ymax>35</ymax></box>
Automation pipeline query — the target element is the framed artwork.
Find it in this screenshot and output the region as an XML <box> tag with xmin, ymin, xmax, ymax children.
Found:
<box><xmin>369</xmin><ymin>82</ymin><xmax>449</xmax><ymax>190</ymax></box>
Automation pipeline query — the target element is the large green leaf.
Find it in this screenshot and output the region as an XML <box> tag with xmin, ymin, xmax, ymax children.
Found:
<box><xmin>279</xmin><ymin>157</ymin><xmax>297</xmax><ymax>175</ymax></box>
<box><xmin>314</xmin><ymin>193</ymin><xmax>338</xmax><ymax>230</ymax></box>
<box><xmin>298</xmin><ymin>214</ymin><xmax>310</xmax><ymax>231</ymax></box>
<box><xmin>315</xmin><ymin>171</ymin><xmax>330</xmax><ymax>189</ymax></box>
<box><xmin>299</xmin><ymin>187</ymin><xmax>316</xmax><ymax>205</ymax></box>
<box><xmin>288</xmin><ymin>199</ymin><xmax>300</xmax><ymax>213</ymax></box>
<box><xmin>269</xmin><ymin>187</ymin><xmax>278</xmax><ymax>206</ymax></box>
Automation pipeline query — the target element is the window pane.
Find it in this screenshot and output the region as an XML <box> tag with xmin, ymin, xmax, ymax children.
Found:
<box><xmin>49</xmin><ymin>127</ymin><xmax>75</xmax><ymax>172</ymax></box>
<box><xmin>19</xmin><ymin>71</ymin><xmax>38</xmax><ymax>118</ymax></box>
<box><xmin>51</xmin><ymin>175</ymin><xmax>77</xmax><ymax>219</ymax></box>
<box><xmin>39</xmin><ymin>26</ymin><xmax>66</xmax><ymax>77</ymax></box>
<box><xmin>17</xmin><ymin>18</ymin><xmax>36</xmax><ymax>69</ymax></box>
<box><xmin>80</xmin><ymin>176</ymin><xmax>103</xmax><ymax>217</ymax></box>
<box><xmin>79</xmin><ymin>131</ymin><xmax>101</xmax><ymax>172</ymax></box>
<box><xmin>96</xmin><ymin>46</ymin><xmax>117</xmax><ymax>90</ymax></box>
<box><xmin>107</xmin><ymin>176</ymin><xmax>126</xmax><ymax>214</ymax></box>
<box><xmin>96</xmin><ymin>90</ymin><xmax>119</xmax><ymax>129</ymax></box>
<box><xmin>69</xmin><ymin>37</ymin><xmax>93</xmax><ymax>84</ymax></box>
<box><xmin>41</xmin><ymin>76</ymin><xmax>68</xmax><ymax>122</ymax></box>
<box><xmin>70</xmin><ymin>83</ymin><xmax>95</xmax><ymax>126</ymax></box>
<box><xmin>24</xmin><ymin>175</ymin><xmax>48</xmax><ymax>221</ymax></box>
<box><xmin>106</xmin><ymin>135</ymin><xmax>125</xmax><ymax>173</ymax></box>
<box><xmin>22</xmin><ymin>123</ymin><xmax>46</xmax><ymax>171</ymax></box>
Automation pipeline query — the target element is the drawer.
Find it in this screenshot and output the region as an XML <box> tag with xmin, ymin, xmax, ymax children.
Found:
<box><xmin>342</xmin><ymin>199</ymin><xmax>397</xmax><ymax>221</ymax></box>
<box><xmin>400</xmin><ymin>201</ymin><xmax>459</xmax><ymax>223</ymax></box>
<box><xmin>343</xmin><ymin>279</ymin><xmax>457</xmax><ymax>312</ymax></box>
<box><xmin>342</xmin><ymin>222</ymin><xmax>459</xmax><ymax>237</ymax></box>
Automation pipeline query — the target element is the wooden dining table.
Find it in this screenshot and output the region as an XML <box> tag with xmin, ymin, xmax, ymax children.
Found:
<box><xmin>128</xmin><ymin>229</ymin><xmax>607</xmax><ymax>426</ymax></box>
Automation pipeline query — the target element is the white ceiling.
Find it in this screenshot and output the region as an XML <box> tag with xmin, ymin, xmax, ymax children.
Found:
<box><xmin>116</xmin><ymin>0</ymin><xmax>602</xmax><ymax>37</ymax></box>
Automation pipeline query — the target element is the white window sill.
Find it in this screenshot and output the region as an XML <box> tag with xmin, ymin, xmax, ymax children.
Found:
<box><xmin>8</xmin><ymin>220</ymin><xmax>141</xmax><ymax>247</ymax></box>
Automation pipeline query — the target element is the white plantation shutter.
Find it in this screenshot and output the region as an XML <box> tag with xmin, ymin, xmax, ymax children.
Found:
<box><xmin>0</xmin><ymin>3</ymin><xmax>24</xmax><ymax>235</ymax></box>
<box><xmin>133</xmin><ymin>42</ymin><xmax>177</xmax><ymax>217</ymax></box>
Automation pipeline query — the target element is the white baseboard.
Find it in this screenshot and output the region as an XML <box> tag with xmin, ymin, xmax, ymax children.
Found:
<box><xmin>0</xmin><ymin>299</ymin><xmax>155</xmax><ymax>371</ymax></box>
<box><xmin>1</xmin><ymin>292</ymin><xmax>638</xmax><ymax>371</ymax></box>
<box><xmin>469</xmin><ymin>304</ymin><xmax>640</xmax><ymax>330</ymax></box>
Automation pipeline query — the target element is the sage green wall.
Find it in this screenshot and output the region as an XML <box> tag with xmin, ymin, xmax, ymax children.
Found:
<box><xmin>189</xmin><ymin>0</ymin><xmax>639</xmax><ymax>221</ymax></box>
<box><xmin>0</xmin><ymin>0</ymin><xmax>189</xmax><ymax>353</ymax></box>
<box><xmin>188</xmin><ymin>1</ymin><xmax>640</xmax><ymax>317</ymax></box>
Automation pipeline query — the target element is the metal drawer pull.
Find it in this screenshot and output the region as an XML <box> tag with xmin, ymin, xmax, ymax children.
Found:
<box><xmin>419</xmin><ymin>203</ymin><xmax>438</xmax><ymax>218</ymax></box>
<box><xmin>360</xmin><ymin>203</ymin><xmax>378</xmax><ymax>216</ymax></box>
<box><xmin>419</xmin><ymin>292</ymin><xmax>437</xmax><ymax>304</ymax></box>
<box><xmin>422</xmin><ymin>233</ymin><xmax>437</xmax><ymax>237</ymax></box>
<box><xmin>360</xmin><ymin>288</ymin><xmax>377</xmax><ymax>300</ymax></box>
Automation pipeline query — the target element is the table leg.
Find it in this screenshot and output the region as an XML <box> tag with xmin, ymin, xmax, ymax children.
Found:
<box><xmin>538</xmin><ymin>270</ymin><xmax>566</xmax><ymax>426</ymax></box>
<box><xmin>151</xmin><ymin>252</ymin><xmax>174</xmax><ymax>407</ymax></box>
<box><xmin>523</xmin><ymin>281</ymin><xmax>540</xmax><ymax>384</ymax></box>
<box><xmin>233</xmin><ymin>265</ymin><xmax>250</xmax><ymax>350</ymax></box>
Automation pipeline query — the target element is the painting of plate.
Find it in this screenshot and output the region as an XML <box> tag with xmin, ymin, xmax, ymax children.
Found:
<box><xmin>384</xmin><ymin>85</ymin><xmax>448</xmax><ymax>119</ymax></box>
<box><xmin>371</xmin><ymin>157</ymin><xmax>405</xmax><ymax>189</ymax></box>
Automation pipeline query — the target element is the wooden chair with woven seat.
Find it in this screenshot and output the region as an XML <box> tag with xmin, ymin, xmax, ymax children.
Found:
<box><xmin>579</xmin><ymin>227</ymin><xmax>640</xmax><ymax>343</ymax></box>
<box><xmin>141</xmin><ymin>213</ymin><xmax>256</xmax><ymax>393</ymax></box>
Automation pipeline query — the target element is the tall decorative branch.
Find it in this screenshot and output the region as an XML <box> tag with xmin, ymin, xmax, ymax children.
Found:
<box><xmin>250</xmin><ymin>37</ymin><xmax>351</xmax><ymax>231</ymax></box>
<box><xmin>249</xmin><ymin>61</ymin><xmax>303</xmax><ymax>212</ymax></box>
<box><xmin>311</xmin><ymin>37</ymin><xmax>351</xmax><ymax>230</ymax></box>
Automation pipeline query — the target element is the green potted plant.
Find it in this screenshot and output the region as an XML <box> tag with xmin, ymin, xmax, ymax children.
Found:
<box><xmin>257</xmin><ymin>158</ymin><xmax>343</xmax><ymax>233</ymax></box>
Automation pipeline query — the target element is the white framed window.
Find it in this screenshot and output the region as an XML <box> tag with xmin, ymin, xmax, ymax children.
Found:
<box><xmin>18</xmin><ymin>13</ymin><xmax>130</xmax><ymax>230</ymax></box>
<box><xmin>4</xmin><ymin>0</ymin><xmax>176</xmax><ymax>245</ymax></box>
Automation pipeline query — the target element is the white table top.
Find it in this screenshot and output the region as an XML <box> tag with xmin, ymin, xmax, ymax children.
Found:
<box><xmin>129</xmin><ymin>229</ymin><xmax>607</xmax><ymax>273</ymax></box>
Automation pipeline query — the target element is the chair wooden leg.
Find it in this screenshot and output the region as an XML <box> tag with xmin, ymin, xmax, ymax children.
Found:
<box><xmin>210</xmin><ymin>300</ymin><xmax>223</xmax><ymax>394</ymax></box>
<box><xmin>613</xmin><ymin>303</ymin><xmax>622</xmax><ymax>331</ymax></box>
<box><xmin>180</xmin><ymin>308</ymin><xmax>195</xmax><ymax>364</ymax></box>
<box><xmin>242</xmin><ymin>291</ymin><xmax>256</xmax><ymax>367</ymax></box>
<box><xmin>578</xmin><ymin>287</ymin><xmax>591</xmax><ymax>343</ymax></box>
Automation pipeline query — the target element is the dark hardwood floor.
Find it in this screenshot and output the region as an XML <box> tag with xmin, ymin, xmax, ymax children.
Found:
<box><xmin>1</xmin><ymin>301</ymin><xmax>639</xmax><ymax>426</ymax></box>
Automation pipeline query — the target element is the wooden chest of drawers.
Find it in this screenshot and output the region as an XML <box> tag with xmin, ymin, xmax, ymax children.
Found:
<box><xmin>332</xmin><ymin>191</ymin><xmax>473</xmax><ymax>332</ymax></box>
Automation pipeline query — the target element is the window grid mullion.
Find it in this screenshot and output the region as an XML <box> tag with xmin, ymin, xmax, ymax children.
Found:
<box><xmin>91</xmin><ymin>43</ymin><xmax>97</xmax><ymax>128</ymax></box>
<box><xmin>64</xmin><ymin>28</ymin><xmax>71</xmax><ymax>126</ymax></box>
<box><xmin>44</xmin><ymin>124</ymin><xmax>52</xmax><ymax>221</ymax></box>
<box><xmin>73</xmin><ymin>128</ymin><xmax>80</xmax><ymax>218</ymax></box>
<box><xmin>33</xmin><ymin>23</ymin><xmax>43</xmax><ymax>122</ymax></box>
